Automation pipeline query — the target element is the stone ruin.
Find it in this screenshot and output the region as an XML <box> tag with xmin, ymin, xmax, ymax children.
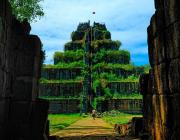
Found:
<box><xmin>0</xmin><ymin>0</ymin><xmax>49</xmax><ymax>139</ymax></box>
<box><xmin>39</xmin><ymin>21</ymin><xmax>145</xmax><ymax>114</ymax></box>
<box><xmin>140</xmin><ymin>0</ymin><xmax>180</xmax><ymax>139</ymax></box>
<box><xmin>1</xmin><ymin>0</ymin><xmax>180</xmax><ymax>139</ymax></box>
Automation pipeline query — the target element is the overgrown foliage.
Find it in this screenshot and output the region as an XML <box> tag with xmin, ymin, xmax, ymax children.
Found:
<box><xmin>143</xmin><ymin>64</ymin><xmax>151</xmax><ymax>73</ymax></box>
<box><xmin>39</xmin><ymin>78</ymin><xmax>83</xmax><ymax>84</ymax></box>
<box><xmin>40</xmin><ymin>22</ymin><xmax>146</xmax><ymax>113</ymax></box>
<box><xmin>91</xmin><ymin>40</ymin><xmax>121</xmax><ymax>51</ymax></box>
<box><xmin>102</xmin><ymin>111</ymin><xmax>142</xmax><ymax>125</ymax></box>
<box><xmin>93</xmin><ymin>62</ymin><xmax>135</xmax><ymax>71</ymax></box>
<box><xmin>44</xmin><ymin>61</ymin><xmax>85</xmax><ymax>69</ymax></box>
<box><xmin>92</xmin><ymin>49</ymin><xmax>130</xmax><ymax>64</ymax></box>
<box><xmin>9</xmin><ymin>0</ymin><xmax>44</xmax><ymax>22</ymax></box>
<box><xmin>64</xmin><ymin>40</ymin><xmax>85</xmax><ymax>51</ymax></box>
<box><xmin>53</xmin><ymin>50</ymin><xmax>84</xmax><ymax>64</ymax></box>
<box><xmin>71</xmin><ymin>31</ymin><xmax>86</xmax><ymax>41</ymax></box>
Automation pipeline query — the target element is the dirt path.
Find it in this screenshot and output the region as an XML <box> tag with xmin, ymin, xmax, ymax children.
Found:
<box><xmin>52</xmin><ymin>117</ymin><xmax>116</xmax><ymax>137</ymax></box>
<box><xmin>51</xmin><ymin>117</ymin><xmax>139</xmax><ymax>140</ymax></box>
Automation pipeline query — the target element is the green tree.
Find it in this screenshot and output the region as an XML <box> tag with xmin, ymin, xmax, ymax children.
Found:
<box><xmin>9</xmin><ymin>0</ymin><xmax>44</xmax><ymax>22</ymax></box>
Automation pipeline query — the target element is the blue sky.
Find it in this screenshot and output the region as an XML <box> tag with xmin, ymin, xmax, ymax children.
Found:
<box><xmin>31</xmin><ymin>0</ymin><xmax>155</xmax><ymax>66</ymax></box>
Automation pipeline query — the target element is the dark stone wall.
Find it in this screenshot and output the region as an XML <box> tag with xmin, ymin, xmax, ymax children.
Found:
<box><xmin>140</xmin><ymin>0</ymin><xmax>180</xmax><ymax>139</ymax></box>
<box><xmin>41</xmin><ymin>68</ymin><xmax>82</xmax><ymax>80</ymax></box>
<box><xmin>108</xmin><ymin>82</ymin><xmax>140</xmax><ymax>94</ymax></box>
<box><xmin>49</xmin><ymin>99</ymin><xmax>80</xmax><ymax>114</ymax></box>
<box><xmin>97</xmin><ymin>99</ymin><xmax>142</xmax><ymax>114</ymax></box>
<box><xmin>0</xmin><ymin>0</ymin><xmax>49</xmax><ymax>139</ymax></box>
<box><xmin>105</xmin><ymin>54</ymin><xmax>130</xmax><ymax>64</ymax></box>
<box><xmin>39</xmin><ymin>83</ymin><xmax>83</xmax><ymax>97</ymax></box>
<box><xmin>95</xmin><ymin>67</ymin><xmax>144</xmax><ymax>78</ymax></box>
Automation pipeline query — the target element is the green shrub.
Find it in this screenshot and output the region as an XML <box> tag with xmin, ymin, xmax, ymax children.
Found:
<box><xmin>92</xmin><ymin>79</ymin><xmax>101</xmax><ymax>92</ymax></box>
<box><xmin>92</xmin><ymin>98</ymin><xmax>97</xmax><ymax>109</ymax></box>
<box><xmin>91</xmin><ymin>40</ymin><xmax>121</xmax><ymax>51</ymax></box>
<box><xmin>92</xmin><ymin>49</ymin><xmax>106</xmax><ymax>64</ymax></box>
<box><xmin>104</xmin><ymin>31</ymin><xmax>111</xmax><ymax>39</ymax></box>
<box><xmin>93</xmin><ymin>62</ymin><xmax>135</xmax><ymax>71</ymax></box>
<box><xmin>94</xmin><ymin>29</ymin><xmax>104</xmax><ymax>40</ymax></box>
<box><xmin>103</xmin><ymin>87</ymin><xmax>113</xmax><ymax>99</ymax></box>
<box><xmin>53</xmin><ymin>50</ymin><xmax>84</xmax><ymax>64</ymax></box>
<box><xmin>93</xmin><ymin>22</ymin><xmax>107</xmax><ymax>31</ymax></box>
<box><xmin>71</xmin><ymin>31</ymin><xmax>85</xmax><ymax>41</ymax></box>
<box><xmin>106</xmin><ymin>50</ymin><xmax>130</xmax><ymax>64</ymax></box>
<box><xmin>64</xmin><ymin>40</ymin><xmax>85</xmax><ymax>51</ymax></box>
<box><xmin>142</xmin><ymin>64</ymin><xmax>151</xmax><ymax>74</ymax></box>
<box><xmin>44</xmin><ymin>61</ymin><xmax>85</xmax><ymax>69</ymax></box>
<box><xmin>53</xmin><ymin>52</ymin><xmax>64</xmax><ymax>64</ymax></box>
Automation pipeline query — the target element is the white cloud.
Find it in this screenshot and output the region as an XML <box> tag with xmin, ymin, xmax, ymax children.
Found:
<box><xmin>31</xmin><ymin>0</ymin><xmax>155</xmax><ymax>65</ymax></box>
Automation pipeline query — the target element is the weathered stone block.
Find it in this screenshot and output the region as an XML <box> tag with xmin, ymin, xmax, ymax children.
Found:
<box><xmin>142</xmin><ymin>94</ymin><xmax>153</xmax><ymax>133</ymax></box>
<box><xmin>155</xmin><ymin>33</ymin><xmax>166</xmax><ymax>64</ymax></box>
<box><xmin>0</xmin><ymin>46</ymin><xmax>3</xmax><ymax>67</ymax></box>
<box><xmin>144</xmin><ymin>0</ymin><xmax>180</xmax><ymax>139</ymax></box>
<box><xmin>15</xmin><ymin>51</ymin><xmax>34</xmax><ymax>76</ymax></box>
<box><xmin>12</xmin><ymin>78</ymin><xmax>33</xmax><ymax>100</ymax></box>
<box><xmin>154</xmin><ymin>0</ymin><xmax>165</xmax><ymax>10</ymax></box>
<box><xmin>0</xmin><ymin>0</ymin><xmax>4</xmax><ymax>16</ymax></box>
<box><xmin>31</xmin><ymin>99</ymin><xmax>49</xmax><ymax>136</ymax></box>
<box><xmin>171</xmin><ymin>94</ymin><xmax>180</xmax><ymax>128</ymax></box>
<box><xmin>2</xmin><ymin>72</ymin><xmax>12</xmax><ymax>97</ymax></box>
<box><xmin>0</xmin><ymin>68</ymin><xmax>4</xmax><ymax>98</ymax></box>
<box><xmin>165</xmin><ymin>21</ymin><xmax>180</xmax><ymax>60</ymax></box>
<box><xmin>139</xmin><ymin>73</ymin><xmax>149</xmax><ymax>95</ymax></box>
<box><xmin>148</xmin><ymin>31</ymin><xmax>166</xmax><ymax>66</ymax></box>
<box><xmin>21</xmin><ymin>21</ymin><xmax>31</xmax><ymax>35</ymax></box>
<box><xmin>164</xmin><ymin>0</ymin><xmax>180</xmax><ymax>26</ymax></box>
<box><xmin>2</xmin><ymin>1</ymin><xmax>12</xmax><ymax>25</ymax></box>
<box><xmin>0</xmin><ymin>100</ymin><xmax>10</xmax><ymax>124</ymax></box>
<box><xmin>151</xmin><ymin>95</ymin><xmax>172</xmax><ymax>140</ymax></box>
<box><xmin>49</xmin><ymin>99</ymin><xmax>80</xmax><ymax>114</ymax></box>
<box><xmin>155</xmin><ymin>9</ymin><xmax>166</xmax><ymax>33</ymax></box>
<box><xmin>0</xmin><ymin>17</ymin><xmax>3</xmax><ymax>40</ymax></box>
<box><xmin>29</xmin><ymin>35</ymin><xmax>41</xmax><ymax>77</ymax></box>
<box><xmin>114</xmin><ymin>123</ymin><xmax>131</xmax><ymax>136</ymax></box>
<box><xmin>131</xmin><ymin>117</ymin><xmax>143</xmax><ymax>137</ymax></box>
<box><xmin>148</xmin><ymin>69</ymin><xmax>156</xmax><ymax>95</ymax></box>
<box><xmin>153</xmin><ymin>63</ymin><xmax>169</xmax><ymax>95</ymax></box>
<box><xmin>9</xmin><ymin>101</ymin><xmax>31</xmax><ymax>123</ymax></box>
<box><xmin>148</xmin><ymin>14</ymin><xmax>156</xmax><ymax>39</ymax></box>
<box><xmin>168</xmin><ymin>59</ymin><xmax>180</xmax><ymax>94</ymax></box>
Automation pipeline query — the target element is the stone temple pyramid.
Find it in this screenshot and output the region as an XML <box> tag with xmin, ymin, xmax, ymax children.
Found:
<box><xmin>39</xmin><ymin>21</ymin><xmax>145</xmax><ymax>114</ymax></box>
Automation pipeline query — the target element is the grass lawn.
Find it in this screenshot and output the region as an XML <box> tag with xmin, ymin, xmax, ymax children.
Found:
<box><xmin>48</xmin><ymin>113</ymin><xmax>82</xmax><ymax>134</ymax></box>
<box><xmin>102</xmin><ymin>112</ymin><xmax>142</xmax><ymax>125</ymax></box>
<box><xmin>48</xmin><ymin>112</ymin><xmax>142</xmax><ymax>134</ymax></box>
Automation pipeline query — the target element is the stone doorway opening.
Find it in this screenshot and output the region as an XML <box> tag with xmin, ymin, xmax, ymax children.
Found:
<box><xmin>35</xmin><ymin>1</ymin><xmax>155</xmax><ymax>139</ymax></box>
<box><xmin>2</xmin><ymin>0</ymin><xmax>180</xmax><ymax>140</ymax></box>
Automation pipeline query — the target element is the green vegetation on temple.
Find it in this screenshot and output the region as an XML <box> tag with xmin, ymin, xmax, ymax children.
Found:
<box><xmin>39</xmin><ymin>21</ymin><xmax>149</xmax><ymax>113</ymax></box>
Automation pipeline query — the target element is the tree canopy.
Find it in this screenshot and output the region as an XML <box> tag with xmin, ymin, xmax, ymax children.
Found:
<box><xmin>9</xmin><ymin>0</ymin><xmax>44</xmax><ymax>22</ymax></box>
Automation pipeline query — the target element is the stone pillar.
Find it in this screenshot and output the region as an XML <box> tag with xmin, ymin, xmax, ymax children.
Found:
<box><xmin>0</xmin><ymin>0</ymin><xmax>49</xmax><ymax>139</ymax></box>
<box><xmin>140</xmin><ymin>0</ymin><xmax>180</xmax><ymax>139</ymax></box>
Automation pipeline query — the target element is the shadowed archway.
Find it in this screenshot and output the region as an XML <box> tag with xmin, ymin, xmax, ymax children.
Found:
<box><xmin>0</xmin><ymin>0</ymin><xmax>180</xmax><ymax>140</ymax></box>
